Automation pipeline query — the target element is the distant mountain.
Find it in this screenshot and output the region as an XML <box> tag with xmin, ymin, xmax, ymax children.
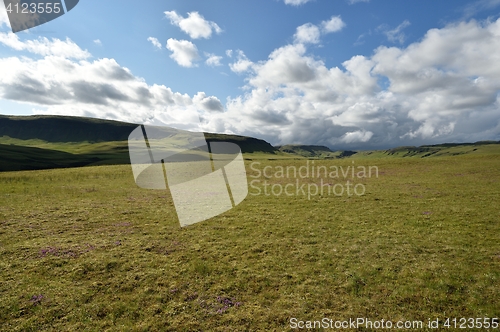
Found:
<box><xmin>0</xmin><ymin>115</ymin><xmax>281</xmax><ymax>171</ymax></box>
<box><xmin>0</xmin><ymin>115</ymin><xmax>138</xmax><ymax>143</ymax></box>
<box><xmin>277</xmin><ymin>145</ymin><xmax>334</xmax><ymax>158</ymax></box>
<box><xmin>276</xmin><ymin>144</ymin><xmax>357</xmax><ymax>158</ymax></box>
<box><xmin>0</xmin><ymin>115</ymin><xmax>276</xmax><ymax>154</ymax></box>
<box><xmin>386</xmin><ymin>142</ymin><xmax>500</xmax><ymax>156</ymax></box>
<box><xmin>0</xmin><ymin>115</ymin><xmax>499</xmax><ymax>172</ymax></box>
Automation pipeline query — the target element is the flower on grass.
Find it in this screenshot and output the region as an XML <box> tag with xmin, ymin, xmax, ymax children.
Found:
<box><xmin>30</xmin><ymin>294</ymin><xmax>44</xmax><ymax>306</ymax></box>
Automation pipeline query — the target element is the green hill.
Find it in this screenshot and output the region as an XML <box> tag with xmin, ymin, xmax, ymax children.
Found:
<box><xmin>0</xmin><ymin>144</ymin><xmax>101</xmax><ymax>172</ymax></box>
<box><xmin>0</xmin><ymin>115</ymin><xmax>276</xmax><ymax>153</ymax></box>
<box><xmin>0</xmin><ymin>115</ymin><xmax>499</xmax><ymax>172</ymax></box>
<box><xmin>277</xmin><ymin>144</ymin><xmax>357</xmax><ymax>158</ymax></box>
<box><xmin>0</xmin><ymin>115</ymin><xmax>279</xmax><ymax>171</ymax></box>
<box><xmin>0</xmin><ymin>115</ymin><xmax>138</xmax><ymax>143</ymax></box>
<box><xmin>353</xmin><ymin>141</ymin><xmax>500</xmax><ymax>159</ymax></box>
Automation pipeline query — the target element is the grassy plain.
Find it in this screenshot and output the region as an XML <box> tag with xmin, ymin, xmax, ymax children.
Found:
<box><xmin>0</xmin><ymin>149</ymin><xmax>499</xmax><ymax>331</ymax></box>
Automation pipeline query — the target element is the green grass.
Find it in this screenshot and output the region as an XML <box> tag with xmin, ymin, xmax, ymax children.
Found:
<box><xmin>0</xmin><ymin>151</ymin><xmax>499</xmax><ymax>330</ymax></box>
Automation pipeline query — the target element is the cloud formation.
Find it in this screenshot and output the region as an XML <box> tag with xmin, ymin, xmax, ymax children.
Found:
<box><xmin>321</xmin><ymin>16</ymin><xmax>346</xmax><ymax>33</ymax></box>
<box><xmin>147</xmin><ymin>37</ymin><xmax>162</xmax><ymax>50</ymax></box>
<box><xmin>201</xmin><ymin>18</ymin><xmax>500</xmax><ymax>148</ymax></box>
<box><xmin>294</xmin><ymin>23</ymin><xmax>321</xmax><ymax>44</ymax></box>
<box><xmin>164</xmin><ymin>11</ymin><xmax>222</xmax><ymax>39</ymax></box>
<box><xmin>0</xmin><ymin>32</ymin><xmax>90</xmax><ymax>59</ymax></box>
<box><xmin>283</xmin><ymin>0</ymin><xmax>313</xmax><ymax>6</ymax></box>
<box><xmin>0</xmin><ymin>55</ymin><xmax>215</xmax><ymax>130</ymax></box>
<box><xmin>463</xmin><ymin>0</ymin><xmax>500</xmax><ymax>18</ymax></box>
<box><xmin>0</xmin><ymin>33</ymin><xmax>223</xmax><ymax>131</ymax></box>
<box><xmin>294</xmin><ymin>16</ymin><xmax>346</xmax><ymax>45</ymax></box>
<box><xmin>378</xmin><ymin>20</ymin><xmax>411</xmax><ymax>44</ymax></box>
<box><xmin>166</xmin><ymin>38</ymin><xmax>199</xmax><ymax>67</ymax></box>
<box><xmin>0</xmin><ymin>18</ymin><xmax>499</xmax><ymax>149</ymax></box>
<box><xmin>205</xmin><ymin>53</ymin><xmax>223</xmax><ymax>66</ymax></box>
<box><xmin>193</xmin><ymin>92</ymin><xmax>224</xmax><ymax>112</ymax></box>
<box><xmin>229</xmin><ymin>50</ymin><xmax>253</xmax><ymax>73</ymax></box>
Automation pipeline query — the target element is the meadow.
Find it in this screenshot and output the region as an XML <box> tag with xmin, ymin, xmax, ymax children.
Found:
<box><xmin>0</xmin><ymin>149</ymin><xmax>499</xmax><ymax>331</ymax></box>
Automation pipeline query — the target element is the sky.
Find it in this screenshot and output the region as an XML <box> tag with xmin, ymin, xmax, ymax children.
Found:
<box><xmin>0</xmin><ymin>0</ymin><xmax>499</xmax><ymax>149</ymax></box>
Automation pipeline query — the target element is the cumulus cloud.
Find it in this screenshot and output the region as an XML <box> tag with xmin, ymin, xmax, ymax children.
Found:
<box><xmin>294</xmin><ymin>23</ymin><xmax>321</xmax><ymax>44</ymax></box>
<box><xmin>1</xmin><ymin>17</ymin><xmax>500</xmax><ymax>149</ymax></box>
<box><xmin>201</xmin><ymin>18</ymin><xmax>500</xmax><ymax>148</ymax></box>
<box><xmin>0</xmin><ymin>55</ymin><xmax>208</xmax><ymax>130</ymax></box>
<box><xmin>193</xmin><ymin>92</ymin><xmax>224</xmax><ymax>112</ymax></box>
<box><xmin>283</xmin><ymin>0</ymin><xmax>313</xmax><ymax>5</ymax></box>
<box><xmin>0</xmin><ymin>34</ymin><xmax>224</xmax><ymax>131</ymax></box>
<box><xmin>93</xmin><ymin>39</ymin><xmax>102</xmax><ymax>46</ymax></box>
<box><xmin>205</xmin><ymin>53</ymin><xmax>223</xmax><ymax>67</ymax></box>
<box><xmin>341</xmin><ymin>130</ymin><xmax>373</xmax><ymax>143</ymax></box>
<box><xmin>294</xmin><ymin>17</ymin><xmax>345</xmax><ymax>46</ymax></box>
<box><xmin>378</xmin><ymin>20</ymin><xmax>411</xmax><ymax>44</ymax></box>
<box><xmin>321</xmin><ymin>16</ymin><xmax>346</xmax><ymax>33</ymax></box>
<box><xmin>229</xmin><ymin>50</ymin><xmax>253</xmax><ymax>73</ymax></box>
<box><xmin>166</xmin><ymin>38</ymin><xmax>199</xmax><ymax>67</ymax></box>
<box><xmin>164</xmin><ymin>11</ymin><xmax>222</xmax><ymax>39</ymax></box>
<box><xmin>463</xmin><ymin>0</ymin><xmax>500</xmax><ymax>18</ymax></box>
<box><xmin>0</xmin><ymin>32</ymin><xmax>90</xmax><ymax>59</ymax></box>
<box><xmin>147</xmin><ymin>37</ymin><xmax>162</xmax><ymax>50</ymax></box>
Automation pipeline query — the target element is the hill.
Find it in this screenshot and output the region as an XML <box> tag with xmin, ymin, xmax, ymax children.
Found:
<box><xmin>0</xmin><ymin>115</ymin><xmax>278</xmax><ymax>171</ymax></box>
<box><xmin>0</xmin><ymin>115</ymin><xmax>276</xmax><ymax>153</ymax></box>
<box><xmin>276</xmin><ymin>144</ymin><xmax>359</xmax><ymax>158</ymax></box>
<box><xmin>0</xmin><ymin>115</ymin><xmax>499</xmax><ymax>172</ymax></box>
<box><xmin>0</xmin><ymin>115</ymin><xmax>138</xmax><ymax>143</ymax></box>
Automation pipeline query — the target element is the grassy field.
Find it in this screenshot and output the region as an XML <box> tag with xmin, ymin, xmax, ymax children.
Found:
<box><xmin>0</xmin><ymin>149</ymin><xmax>499</xmax><ymax>330</ymax></box>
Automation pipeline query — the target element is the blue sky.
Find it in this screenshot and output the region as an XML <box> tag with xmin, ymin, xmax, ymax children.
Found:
<box><xmin>0</xmin><ymin>0</ymin><xmax>500</xmax><ymax>149</ymax></box>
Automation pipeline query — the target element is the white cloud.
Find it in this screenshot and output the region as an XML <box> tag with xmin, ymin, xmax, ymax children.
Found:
<box><xmin>201</xmin><ymin>18</ymin><xmax>500</xmax><ymax>148</ymax></box>
<box><xmin>463</xmin><ymin>0</ymin><xmax>500</xmax><ymax>18</ymax></box>
<box><xmin>147</xmin><ymin>37</ymin><xmax>162</xmax><ymax>50</ymax></box>
<box><xmin>229</xmin><ymin>50</ymin><xmax>253</xmax><ymax>73</ymax></box>
<box><xmin>321</xmin><ymin>16</ymin><xmax>346</xmax><ymax>33</ymax></box>
<box><xmin>226</xmin><ymin>49</ymin><xmax>233</xmax><ymax>58</ymax></box>
<box><xmin>348</xmin><ymin>0</ymin><xmax>369</xmax><ymax>4</ymax></box>
<box><xmin>166</xmin><ymin>38</ymin><xmax>199</xmax><ymax>67</ymax></box>
<box><xmin>193</xmin><ymin>92</ymin><xmax>224</xmax><ymax>112</ymax></box>
<box><xmin>0</xmin><ymin>54</ymin><xmax>219</xmax><ymax>131</ymax></box>
<box><xmin>1</xmin><ymin>17</ymin><xmax>499</xmax><ymax>149</ymax></box>
<box><xmin>0</xmin><ymin>32</ymin><xmax>90</xmax><ymax>59</ymax></box>
<box><xmin>283</xmin><ymin>0</ymin><xmax>313</xmax><ymax>6</ymax></box>
<box><xmin>293</xmin><ymin>17</ymin><xmax>345</xmax><ymax>46</ymax></box>
<box><xmin>294</xmin><ymin>23</ymin><xmax>321</xmax><ymax>44</ymax></box>
<box><xmin>164</xmin><ymin>11</ymin><xmax>222</xmax><ymax>39</ymax></box>
<box><xmin>93</xmin><ymin>39</ymin><xmax>102</xmax><ymax>46</ymax></box>
<box><xmin>0</xmin><ymin>33</ymin><xmax>217</xmax><ymax>131</ymax></box>
<box><xmin>205</xmin><ymin>53</ymin><xmax>223</xmax><ymax>67</ymax></box>
<box><xmin>341</xmin><ymin>130</ymin><xmax>373</xmax><ymax>143</ymax></box>
<box><xmin>379</xmin><ymin>20</ymin><xmax>411</xmax><ymax>44</ymax></box>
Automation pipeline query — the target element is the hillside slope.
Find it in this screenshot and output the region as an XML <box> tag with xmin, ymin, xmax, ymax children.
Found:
<box><xmin>0</xmin><ymin>115</ymin><xmax>277</xmax><ymax>153</ymax></box>
<box><xmin>0</xmin><ymin>115</ymin><xmax>138</xmax><ymax>143</ymax></box>
<box><xmin>0</xmin><ymin>115</ymin><xmax>499</xmax><ymax>172</ymax></box>
<box><xmin>0</xmin><ymin>115</ymin><xmax>278</xmax><ymax>171</ymax></box>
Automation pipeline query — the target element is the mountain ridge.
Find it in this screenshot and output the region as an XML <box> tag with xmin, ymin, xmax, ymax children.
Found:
<box><xmin>0</xmin><ymin>115</ymin><xmax>499</xmax><ymax>172</ymax></box>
